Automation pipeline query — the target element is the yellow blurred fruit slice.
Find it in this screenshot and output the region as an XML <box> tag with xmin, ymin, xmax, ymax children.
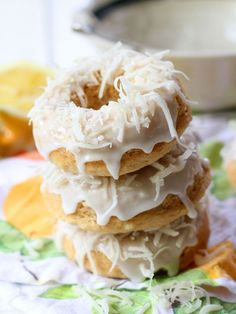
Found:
<box><xmin>3</xmin><ymin>176</ymin><xmax>55</xmax><ymax>238</ymax></box>
<box><xmin>0</xmin><ymin>61</ymin><xmax>53</xmax><ymax>118</ymax></box>
<box><xmin>0</xmin><ymin>62</ymin><xmax>53</xmax><ymax>156</ymax></box>
<box><xmin>0</xmin><ymin>111</ymin><xmax>33</xmax><ymax>156</ymax></box>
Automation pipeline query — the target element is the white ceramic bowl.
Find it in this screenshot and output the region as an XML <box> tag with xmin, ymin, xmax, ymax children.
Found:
<box><xmin>74</xmin><ymin>0</ymin><xmax>236</xmax><ymax>111</ymax></box>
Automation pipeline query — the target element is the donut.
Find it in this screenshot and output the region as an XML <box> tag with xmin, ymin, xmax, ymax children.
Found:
<box><xmin>55</xmin><ymin>201</ymin><xmax>209</xmax><ymax>281</ymax></box>
<box><xmin>42</xmin><ymin>151</ymin><xmax>210</xmax><ymax>233</ymax></box>
<box><xmin>29</xmin><ymin>47</ymin><xmax>192</xmax><ymax>179</ymax></box>
<box><xmin>180</xmin><ymin>201</ymin><xmax>210</xmax><ymax>270</ymax></box>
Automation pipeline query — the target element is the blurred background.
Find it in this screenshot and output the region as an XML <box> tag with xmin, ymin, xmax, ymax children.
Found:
<box><xmin>0</xmin><ymin>0</ymin><xmax>95</xmax><ymax>66</ymax></box>
<box><xmin>0</xmin><ymin>0</ymin><xmax>95</xmax><ymax>158</ymax></box>
<box><xmin>0</xmin><ymin>0</ymin><xmax>236</xmax><ymax>157</ymax></box>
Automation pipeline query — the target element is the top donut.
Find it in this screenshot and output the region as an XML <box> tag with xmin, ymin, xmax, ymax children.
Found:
<box><xmin>29</xmin><ymin>45</ymin><xmax>192</xmax><ymax>179</ymax></box>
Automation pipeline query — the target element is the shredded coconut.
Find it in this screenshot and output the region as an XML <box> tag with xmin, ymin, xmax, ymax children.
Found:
<box><xmin>76</xmin><ymin>279</ymin><xmax>221</xmax><ymax>314</ymax></box>
<box><xmin>55</xmin><ymin>215</ymin><xmax>197</xmax><ymax>282</ymax></box>
<box><xmin>42</xmin><ymin>138</ymin><xmax>202</xmax><ymax>225</ymax></box>
<box><xmin>29</xmin><ymin>45</ymin><xmax>192</xmax><ymax>178</ymax></box>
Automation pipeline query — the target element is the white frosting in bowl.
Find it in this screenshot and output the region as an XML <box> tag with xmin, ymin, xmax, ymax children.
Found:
<box><xmin>55</xmin><ymin>216</ymin><xmax>197</xmax><ymax>282</ymax></box>
<box><xmin>29</xmin><ymin>46</ymin><xmax>190</xmax><ymax>179</ymax></box>
<box><xmin>42</xmin><ymin>139</ymin><xmax>202</xmax><ymax>225</ymax></box>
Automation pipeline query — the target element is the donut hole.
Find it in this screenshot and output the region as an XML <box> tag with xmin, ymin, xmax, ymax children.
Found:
<box><xmin>71</xmin><ymin>84</ymin><xmax>119</xmax><ymax>110</ymax></box>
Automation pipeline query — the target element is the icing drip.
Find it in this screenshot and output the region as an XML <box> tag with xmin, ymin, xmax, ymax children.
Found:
<box><xmin>55</xmin><ymin>216</ymin><xmax>197</xmax><ymax>282</ymax></box>
<box><xmin>29</xmin><ymin>47</ymin><xmax>191</xmax><ymax>178</ymax></box>
<box><xmin>42</xmin><ymin>143</ymin><xmax>202</xmax><ymax>225</ymax></box>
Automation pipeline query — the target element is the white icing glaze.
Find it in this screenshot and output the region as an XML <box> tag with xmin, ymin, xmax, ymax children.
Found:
<box><xmin>42</xmin><ymin>143</ymin><xmax>202</xmax><ymax>225</ymax></box>
<box><xmin>55</xmin><ymin>216</ymin><xmax>197</xmax><ymax>282</ymax></box>
<box><xmin>29</xmin><ymin>46</ymin><xmax>190</xmax><ymax>179</ymax></box>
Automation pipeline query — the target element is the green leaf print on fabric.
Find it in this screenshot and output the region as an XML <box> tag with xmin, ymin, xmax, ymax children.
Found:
<box><xmin>199</xmin><ymin>141</ymin><xmax>236</xmax><ymax>200</ymax></box>
<box><xmin>0</xmin><ymin>220</ymin><xmax>63</xmax><ymax>259</ymax></box>
<box><xmin>174</xmin><ymin>297</ymin><xmax>236</xmax><ymax>314</ymax></box>
<box><xmin>40</xmin><ymin>270</ymin><xmax>218</xmax><ymax>314</ymax></box>
<box><xmin>0</xmin><ymin>220</ymin><xmax>27</xmax><ymax>252</ymax></box>
<box><xmin>40</xmin><ymin>285</ymin><xmax>79</xmax><ymax>300</ymax></box>
<box><xmin>199</xmin><ymin>141</ymin><xmax>224</xmax><ymax>170</ymax></box>
<box><xmin>152</xmin><ymin>269</ymin><xmax>215</xmax><ymax>287</ymax></box>
<box><xmin>41</xmin><ymin>285</ymin><xmax>152</xmax><ymax>314</ymax></box>
<box><xmin>212</xmin><ymin>169</ymin><xmax>236</xmax><ymax>201</ymax></box>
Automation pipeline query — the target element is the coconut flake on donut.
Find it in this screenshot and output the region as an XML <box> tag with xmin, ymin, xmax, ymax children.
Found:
<box><xmin>42</xmin><ymin>134</ymin><xmax>202</xmax><ymax>224</ymax></box>
<box><xmin>55</xmin><ymin>215</ymin><xmax>197</xmax><ymax>282</ymax></box>
<box><xmin>29</xmin><ymin>45</ymin><xmax>192</xmax><ymax>179</ymax></box>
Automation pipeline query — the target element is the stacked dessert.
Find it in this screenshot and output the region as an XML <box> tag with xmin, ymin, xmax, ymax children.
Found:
<box><xmin>29</xmin><ymin>47</ymin><xmax>210</xmax><ymax>282</ymax></box>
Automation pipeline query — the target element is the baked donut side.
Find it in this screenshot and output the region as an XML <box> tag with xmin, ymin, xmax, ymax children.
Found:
<box><xmin>49</xmin><ymin>95</ymin><xmax>191</xmax><ymax>177</ymax></box>
<box><xmin>43</xmin><ymin>161</ymin><xmax>210</xmax><ymax>234</ymax></box>
<box><xmin>57</xmin><ymin>203</ymin><xmax>209</xmax><ymax>281</ymax></box>
<box><xmin>29</xmin><ymin>48</ymin><xmax>192</xmax><ymax>178</ymax></box>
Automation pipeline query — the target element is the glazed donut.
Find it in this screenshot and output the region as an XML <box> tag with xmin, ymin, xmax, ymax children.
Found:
<box><xmin>55</xmin><ymin>202</ymin><xmax>209</xmax><ymax>281</ymax></box>
<box><xmin>29</xmin><ymin>47</ymin><xmax>191</xmax><ymax>179</ymax></box>
<box><xmin>42</xmin><ymin>146</ymin><xmax>210</xmax><ymax>233</ymax></box>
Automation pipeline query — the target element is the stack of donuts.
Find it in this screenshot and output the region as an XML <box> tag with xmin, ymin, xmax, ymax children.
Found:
<box><xmin>29</xmin><ymin>47</ymin><xmax>211</xmax><ymax>282</ymax></box>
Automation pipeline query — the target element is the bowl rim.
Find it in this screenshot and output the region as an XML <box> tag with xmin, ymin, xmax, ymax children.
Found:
<box><xmin>73</xmin><ymin>0</ymin><xmax>236</xmax><ymax>59</ymax></box>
